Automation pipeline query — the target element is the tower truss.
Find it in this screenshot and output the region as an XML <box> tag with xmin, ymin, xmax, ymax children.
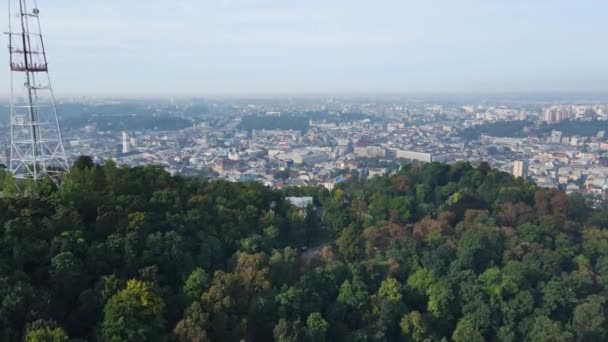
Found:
<box><xmin>5</xmin><ymin>0</ymin><xmax>69</xmax><ymax>183</ymax></box>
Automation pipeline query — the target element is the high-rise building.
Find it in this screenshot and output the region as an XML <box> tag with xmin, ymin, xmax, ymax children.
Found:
<box><xmin>130</xmin><ymin>137</ymin><xmax>137</xmax><ymax>148</ymax></box>
<box><xmin>543</xmin><ymin>107</ymin><xmax>571</xmax><ymax>123</ymax></box>
<box><xmin>513</xmin><ymin>160</ymin><xmax>528</xmax><ymax>178</ymax></box>
<box><xmin>122</xmin><ymin>131</ymin><xmax>131</xmax><ymax>154</ymax></box>
<box><xmin>550</xmin><ymin>130</ymin><xmax>563</xmax><ymax>144</ymax></box>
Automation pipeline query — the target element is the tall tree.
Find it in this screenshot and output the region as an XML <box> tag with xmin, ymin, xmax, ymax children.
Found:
<box><xmin>102</xmin><ymin>280</ymin><xmax>165</xmax><ymax>342</ymax></box>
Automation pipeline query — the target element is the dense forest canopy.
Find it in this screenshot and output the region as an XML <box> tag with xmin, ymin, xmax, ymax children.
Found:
<box><xmin>1</xmin><ymin>159</ymin><xmax>608</xmax><ymax>341</ymax></box>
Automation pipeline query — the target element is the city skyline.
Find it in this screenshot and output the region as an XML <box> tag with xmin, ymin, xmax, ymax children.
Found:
<box><xmin>1</xmin><ymin>0</ymin><xmax>607</xmax><ymax>96</ymax></box>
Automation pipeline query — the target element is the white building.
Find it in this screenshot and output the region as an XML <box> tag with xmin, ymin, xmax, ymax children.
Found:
<box><xmin>513</xmin><ymin>160</ymin><xmax>528</xmax><ymax>178</ymax></box>
<box><xmin>394</xmin><ymin>149</ymin><xmax>432</xmax><ymax>163</ymax></box>
<box><xmin>354</xmin><ymin>145</ymin><xmax>386</xmax><ymax>158</ymax></box>
<box><xmin>122</xmin><ymin>131</ymin><xmax>131</xmax><ymax>154</ymax></box>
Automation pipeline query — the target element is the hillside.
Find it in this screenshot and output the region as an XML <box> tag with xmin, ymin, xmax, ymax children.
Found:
<box><xmin>1</xmin><ymin>159</ymin><xmax>608</xmax><ymax>341</ymax></box>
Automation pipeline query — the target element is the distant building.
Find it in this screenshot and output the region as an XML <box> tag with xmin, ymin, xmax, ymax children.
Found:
<box><xmin>213</xmin><ymin>159</ymin><xmax>240</xmax><ymax>173</ymax></box>
<box><xmin>228</xmin><ymin>150</ymin><xmax>240</xmax><ymax>161</ymax></box>
<box><xmin>300</xmin><ymin>152</ymin><xmax>329</xmax><ymax>165</ymax></box>
<box><xmin>393</xmin><ymin>149</ymin><xmax>433</xmax><ymax>163</ymax></box>
<box><xmin>368</xmin><ymin>168</ymin><xmax>388</xmax><ymax>178</ymax></box>
<box><xmin>513</xmin><ymin>160</ymin><xmax>528</xmax><ymax>178</ymax></box>
<box><xmin>549</xmin><ymin>130</ymin><xmax>563</xmax><ymax>144</ymax></box>
<box><xmin>279</xmin><ymin>150</ymin><xmax>329</xmax><ymax>165</ymax></box>
<box><xmin>122</xmin><ymin>131</ymin><xmax>131</xmax><ymax>154</ymax></box>
<box><xmin>543</xmin><ymin>107</ymin><xmax>570</xmax><ymax>123</ymax></box>
<box><xmin>571</xmin><ymin>136</ymin><xmax>580</xmax><ymax>146</ymax></box>
<box><xmin>322</xmin><ymin>182</ymin><xmax>335</xmax><ymax>191</ymax></box>
<box><xmin>354</xmin><ymin>144</ymin><xmax>386</xmax><ymax>158</ymax></box>
<box><xmin>336</xmin><ymin>138</ymin><xmax>351</xmax><ymax>146</ymax></box>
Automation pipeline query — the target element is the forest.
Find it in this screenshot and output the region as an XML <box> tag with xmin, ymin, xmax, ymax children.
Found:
<box><xmin>461</xmin><ymin>119</ymin><xmax>608</xmax><ymax>140</ymax></box>
<box><xmin>460</xmin><ymin>121</ymin><xmax>530</xmax><ymax>140</ymax></box>
<box><xmin>239</xmin><ymin>115</ymin><xmax>310</xmax><ymax>133</ymax></box>
<box><xmin>2</xmin><ymin>158</ymin><xmax>608</xmax><ymax>341</ymax></box>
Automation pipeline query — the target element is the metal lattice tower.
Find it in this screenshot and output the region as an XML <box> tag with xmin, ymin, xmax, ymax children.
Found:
<box><xmin>5</xmin><ymin>0</ymin><xmax>69</xmax><ymax>183</ymax></box>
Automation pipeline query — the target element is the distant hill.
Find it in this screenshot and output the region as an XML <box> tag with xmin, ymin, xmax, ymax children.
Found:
<box><xmin>0</xmin><ymin>103</ymin><xmax>196</xmax><ymax>131</ymax></box>
<box><xmin>462</xmin><ymin>119</ymin><xmax>608</xmax><ymax>140</ymax></box>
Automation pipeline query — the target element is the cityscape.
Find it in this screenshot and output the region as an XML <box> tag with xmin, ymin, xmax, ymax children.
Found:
<box><xmin>3</xmin><ymin>0</ymin><xmax>608</xmax><ymax>341</ymax></box>
<box><xmin>3</xmin><ymin>96</ymin><xmax>608</xmax><ymax>203</ymax></box>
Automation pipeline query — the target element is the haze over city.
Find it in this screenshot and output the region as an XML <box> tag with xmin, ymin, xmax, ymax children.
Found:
<box><xmin>6</xmin><ymin>0</ymin><xmax>608</xmax><ymax>341</ymax></box>
<box><xmin>2</xmin><ymin>0</ymin><xmax>608</xmax><ymax>96</ymax></box>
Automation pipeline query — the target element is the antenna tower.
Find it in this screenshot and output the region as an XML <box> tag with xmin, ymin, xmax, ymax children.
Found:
<box><xmin>5</xmin><ymin>0</ymin><xmax>69</xmax><ymax>183</ymax></box>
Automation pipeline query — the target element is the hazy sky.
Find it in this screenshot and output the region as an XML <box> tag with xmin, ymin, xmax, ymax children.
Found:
<box><xmin>1</xmin><ymin>0</ymin><xmax>607</xmax><ymax>96</ymax></box>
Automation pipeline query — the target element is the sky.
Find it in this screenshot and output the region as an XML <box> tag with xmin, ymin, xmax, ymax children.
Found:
<box><xmin>1</xmin><ymin>0</ymin><xmax>608</xmax><ymax>97</ymax></box>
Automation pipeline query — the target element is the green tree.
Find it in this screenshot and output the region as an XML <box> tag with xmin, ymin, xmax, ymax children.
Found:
<box><xmin>452</xmin><ymin>317</ymin><xmax>484</xmax><ymax>342</ymax></box>
<box><xmin>526</xmin><ymin>315</ymin><xmax>573</xmax><ymax>342</ymax></box>
<box><xmin>400</xmin><ymin>311</ymin><xmax>427</xmax><ymax>342</ymax></box>
<box><xmin>337</xmin><ymin>225</ymin><xmax>364</xmax><ymax>262</ymax></box>
<box><xmin>306</xmin><ymin>312</ymin><xmax>329</xmax><ymax>341</ymax></box>
<box><xmin>407</xmin><ymin>268</ymin><xmax>435</xmax><ymax>297</ymax></box>
<box><xmin>73</xmin><ymin>155</ymin><xmax>95</xmax><ymax>170</ymax></box>
<box><xmin>2</xmin><ymin>172</ymin><xmax>19</xmax><ymax>196</ymax></box>
<box><xmin>183</xmin><ymin>268</ymin><xmax>210</xmax><ymax>302</ymax></box>
<box><xmin>337</xmin><ymin>279</ymin><xmax>368</xmax><ymax>311</ymax></box>
<box><xmin>378</xmin><ymin>277</ymin><xmax>402</xmax><ymax>304</ymax></box>
<box><xmin>426</xmin><ymin>279</ymin><xmax>454</xmax><ymax>318</ymax></box>
<box><xmin>25</xmin><ymin>328</ymin><xmax>68</xmax><ymax>342</ymax></box>
<box><xmin>541</xmin><ymin>278</ymin><xmax>575</xmax><ymax>320</ymax></box>
<box><xmin>455</xmin><ymin>225</ymin><xmax>503</xmax><ymax>273</ymax></box>
<box><xmin>573</xmin><ymin>295</ymin><xmax>606</xmax><ymax>341</ymax></box>
<box><xmin>50</xmin><ymin>251</ymin><xmax>84</xmax><ymax>296</ymax></box>
<box><xmin>273</xmin><ymin>319</ymin><xmax>304</xmax><ymax>342</ymax></box>
<box><xmin>25</xmin><ymin>323</ymin><xmax>69</xmax><ymax>342</ymax></box>
<box><xmin>102</xmin><ymin>280</ymin><xmax>165</xmax><ymax>342</ymax></box>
